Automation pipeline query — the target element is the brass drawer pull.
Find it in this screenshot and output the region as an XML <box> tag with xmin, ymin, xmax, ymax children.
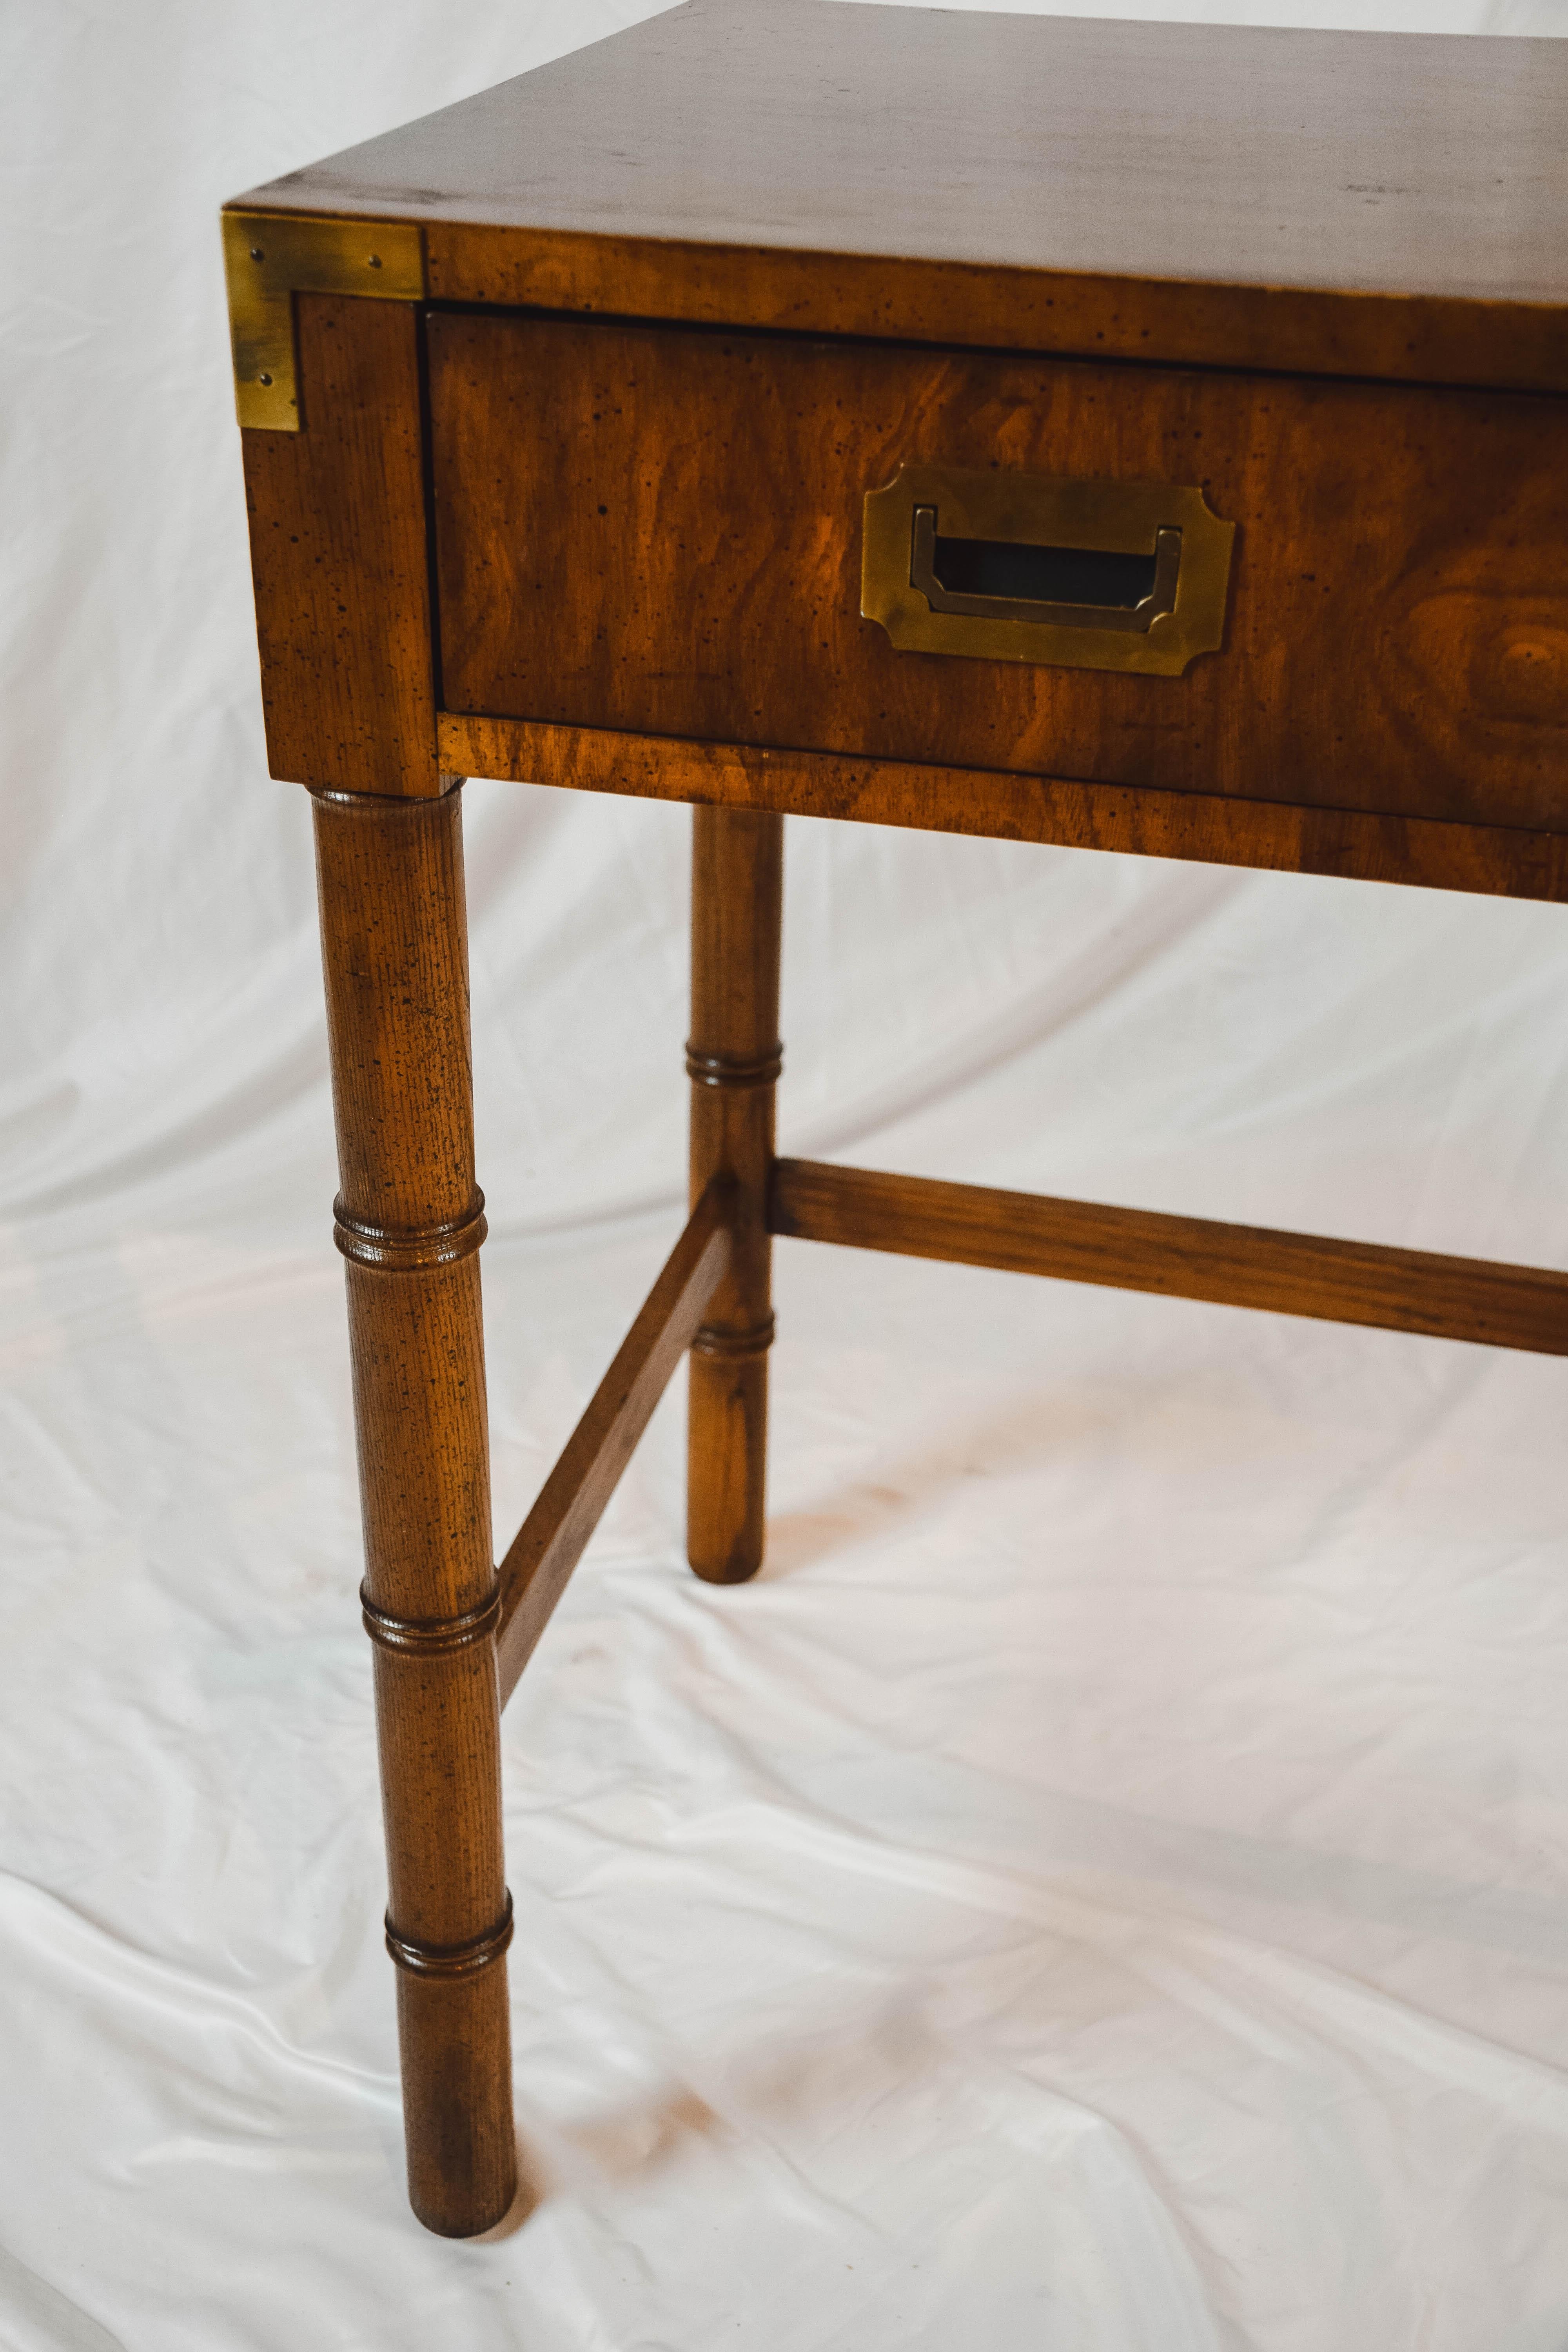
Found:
<box><xmin>911</xmin><ymin>508</ymin><xmax>1182</xmax><ymax>635</ymax></box>
<box><xmin>863</xmin><ymin>464</ymin><xmax>1234</xmax><ymax>676</ymax></box>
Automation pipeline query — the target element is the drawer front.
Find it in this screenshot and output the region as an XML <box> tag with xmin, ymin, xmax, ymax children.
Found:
<box><xmin>429</xmin><ymin>314</ymin><xmax>1568</xmax><ymax>832</ymax></box>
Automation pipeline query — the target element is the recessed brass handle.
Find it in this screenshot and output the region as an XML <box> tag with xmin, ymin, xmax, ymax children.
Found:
<box><xmin>862</xmin><ymin>465</ymin><xmax>1235</xmax><ymax>676</ymax></box>
<box><xmin>911</xmin><ymin>508</ymin><xmax>1183</xmax><ymax>635</ymax></box>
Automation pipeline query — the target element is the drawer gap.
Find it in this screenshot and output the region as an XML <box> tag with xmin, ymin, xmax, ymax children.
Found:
<box><xmin>932</xmin><ymin>534</ymin><xmax>1157</xmax><ymax>609</ymax></box>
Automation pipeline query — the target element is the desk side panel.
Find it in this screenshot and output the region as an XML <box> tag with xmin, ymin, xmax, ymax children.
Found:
<box><xmin>242</xmin><ymin>293</ymin><xmax>440</xmax><ymax>797</ymax></box>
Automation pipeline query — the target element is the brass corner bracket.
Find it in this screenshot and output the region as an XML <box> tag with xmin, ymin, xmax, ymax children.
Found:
<box><xmin>221</xmin><ymin>209</ymin><xmax>426</xmax><ymax>432</ymax></box>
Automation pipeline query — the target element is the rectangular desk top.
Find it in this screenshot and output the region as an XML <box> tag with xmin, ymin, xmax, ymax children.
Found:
<box><xmin>232</xmin><ymin>0</ymin><xmax>1568</xmax><ymax>391</ymax></box>
<box><xmin>229</xmin><ymin>2</ymin><xmax>1568</xmax><ymax>889</ymax></box>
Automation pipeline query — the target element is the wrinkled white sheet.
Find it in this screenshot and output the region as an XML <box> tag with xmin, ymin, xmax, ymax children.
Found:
<box><xmin>4</xmin><ymin>2</ymin><xmax>1568</xmax><ymax>2346</ymax></box>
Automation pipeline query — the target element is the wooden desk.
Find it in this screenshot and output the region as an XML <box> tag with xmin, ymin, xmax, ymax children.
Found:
<box><xmin>224</xmin><ymin>1</ymin><xmax>1568</xmax><ymax>2237</ymax></box>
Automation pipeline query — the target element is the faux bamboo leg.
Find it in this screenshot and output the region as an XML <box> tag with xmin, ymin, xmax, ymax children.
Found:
<box><xmin>687</xmin><ymin>806</ymin><xmax>784</xmax><ymax>1583</ymax></box>
<box><xmin>311</xmin><ymin>782</ymin><xmax>515</xmax><ymax>2238</ymax></box>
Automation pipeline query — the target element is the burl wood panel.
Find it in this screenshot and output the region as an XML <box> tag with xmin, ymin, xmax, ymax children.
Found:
<box><xmin>439</xmin><ymin>717</ymin><xmax>1568</xmax><ymax>906</ymax></box>
<box><xmin>242</xmin><ymin>294</ymin><xmax>439</xmax><ymax>797</ymax></box>
<box><xmin>233</xmin><ymin>3</ymin><xmax>1568</xmax><ymax>393</ymax></box>
<box><xmin>428</xmin><ymin>316</ymin><xmax>1568</xmax><ymax>835</ymax></box>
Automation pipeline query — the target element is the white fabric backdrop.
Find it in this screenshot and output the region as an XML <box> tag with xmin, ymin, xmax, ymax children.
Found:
<box><xmin>5</xmin><ymin>2</ymin><xmax>1568</xmax><ymax>2345</ymax></box>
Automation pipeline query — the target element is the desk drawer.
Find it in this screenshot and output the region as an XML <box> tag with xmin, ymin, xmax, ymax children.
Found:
<box><xmin>429</xmin><ymin>313</ymin><xmax>1568</xmax><ymax>832</ymax></box>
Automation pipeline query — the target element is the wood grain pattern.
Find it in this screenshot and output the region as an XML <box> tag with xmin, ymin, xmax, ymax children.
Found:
<box><xmin>243</xmin><ymin>293</ymin><xmax>438</xmax><ymax>796</ymax></box>
<box><xmin>495</xmin><ymin>1186</ymin><xmax>732</xmax><ymax>1708</ymax></box>
<box><xmin>438</xmin><ymin>716</ymin><xmax>1568</xmax><ymax>907</ymax></box>
<box><xmin>419</xmin><ymin>224</ymin><xmax>1568</xmax><ymax>401</ymax></box>
<box><xmin>233</xmin><ymin>2</ymin><xmax>1568</xmax><ymax>393</ymax></box>
<box><xmin>312</xmin><ymin>784</ymin><xmax>515</xmax><ymax>2238</ymax></box>
<box><xmin>688</xmin><ymin>808</ymin><xmax>784</xmax><ymax>1583</ymax></box>
<box><xmin>429</xmin><ymin>315</ymin><xmax>1568</xmax><ymax>835</ymax></box>
<box><xmin>769</xmin><ymin>1159</ymin><xmax>1568</xmax><ymax>1356</ymax></box>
